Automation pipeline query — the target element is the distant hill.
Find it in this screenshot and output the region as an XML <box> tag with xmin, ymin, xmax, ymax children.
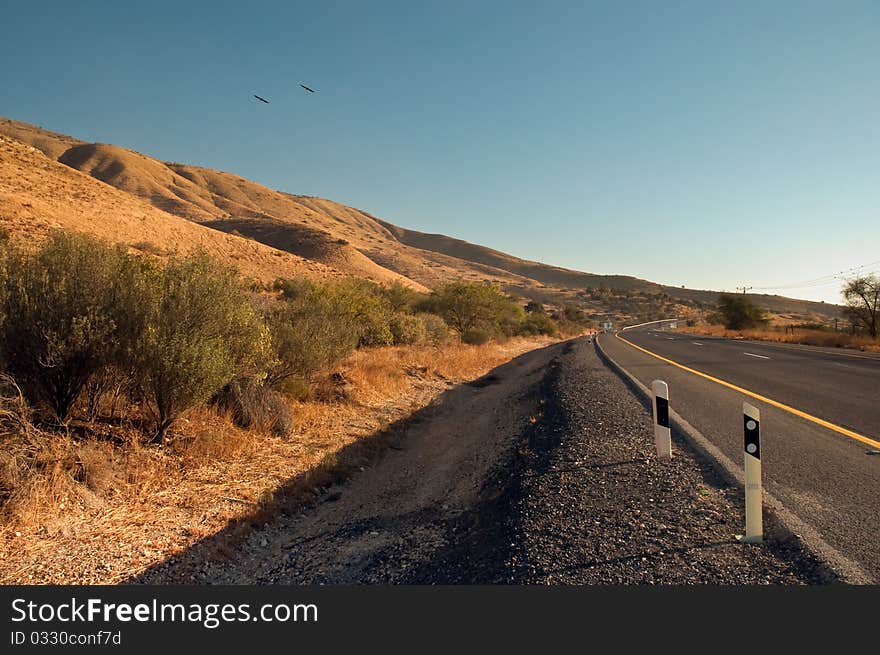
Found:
<box><xmin>0</xmin><ymin>117</ymin><xmax>840</xmax><ymax>321</ymax></box>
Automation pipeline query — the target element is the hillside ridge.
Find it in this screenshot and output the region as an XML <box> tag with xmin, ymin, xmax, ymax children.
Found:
<box><xmin>0</xmin><ymin>117</ymin><xmax>838</xmax><ymax>319</ymax></box>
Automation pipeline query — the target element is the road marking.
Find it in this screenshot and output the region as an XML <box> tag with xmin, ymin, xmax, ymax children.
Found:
<box><xmin>615</xmin><ymin>332</ymin><xmax>880</xmax><ymax>450</ymax></box>
<box><xmin>743</xmin><ymin>352</ymin><xmax>770</xmax><ymax>360</ymax></box>
<box><xmin>692</xmin><ymin>342</ymin><xmax>703</xmax><ymax>346</ymax></box>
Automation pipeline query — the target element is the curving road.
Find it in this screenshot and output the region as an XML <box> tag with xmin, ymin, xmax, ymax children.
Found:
<box><xmin>599</xmin><ymin>323</ymin><xmax>880</xmax><ymax>582</ymax></box>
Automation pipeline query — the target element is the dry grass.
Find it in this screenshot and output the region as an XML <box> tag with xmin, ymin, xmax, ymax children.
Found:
<box><xmin>0</xmin><ymin>133</ymin><xmax>339</xmax><ymax>285</ymax></box>
<box><xmin>0</xmin><ymin>336</ymin><xmax>558</xmax><ymax>584</ymax></box>
<box><xmin>680</xmin><ymin>323</ymin><xmax>880</xmax><ymax>353</ymax></box>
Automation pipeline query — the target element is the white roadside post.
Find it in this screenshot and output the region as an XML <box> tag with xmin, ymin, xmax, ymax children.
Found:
<box><xmin>651</xmin><ymin>380</ymin><xmax>672</xmax><ymax>461</ymax></box>
<box><xmin>737</xmin><ymin>402</ymin><xmax>763</xmax><ymax>544</ymax></box>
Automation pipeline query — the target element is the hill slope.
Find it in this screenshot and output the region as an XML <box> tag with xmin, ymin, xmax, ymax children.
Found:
<box><xmin>0</xmin><ymin>135</ymin><xmax>338</xmax><ymax>284</ymax></box>
<box><xmin>0</xmin><ymin>117</ymin><xmax>839</xmax><ymax>320</ymax></box>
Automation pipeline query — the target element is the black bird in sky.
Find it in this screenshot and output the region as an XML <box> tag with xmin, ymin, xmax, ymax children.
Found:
<box><xmin>253</xmin><ymin>94</ymin><xmax>270</xmax><ymax>103</ymax></box>
<box><xmin>299</xmin><ymin>83</ymin><xmax>316</xmax><ymax>93</ymax></box>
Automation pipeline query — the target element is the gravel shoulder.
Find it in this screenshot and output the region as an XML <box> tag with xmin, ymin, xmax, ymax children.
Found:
<box><xmin>135</xmin><ymin>337</ymin><xmax>836</xmax><ymax>584</ymax></box>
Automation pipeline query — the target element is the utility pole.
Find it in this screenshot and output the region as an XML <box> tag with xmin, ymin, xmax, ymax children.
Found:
<box><xmin>736</xmin><ymin>286</ymin><xmax>753</xmax><ymax>294</ymax></box>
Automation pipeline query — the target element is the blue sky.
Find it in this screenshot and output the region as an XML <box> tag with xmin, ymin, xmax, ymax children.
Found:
<box><xmin>2</xmin><ymin>1</ymin><xmax>878</xmax><ymax>303</ymax></box>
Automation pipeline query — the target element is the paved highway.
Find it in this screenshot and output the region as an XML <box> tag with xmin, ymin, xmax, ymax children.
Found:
<box><xmin>599</xmin><ymin>324</ymin><xmax>880</xmax><ymax>582</ymax></box>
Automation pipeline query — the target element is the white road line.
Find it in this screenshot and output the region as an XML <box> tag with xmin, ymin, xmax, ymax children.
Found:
<box><xmin>834</xmin><ymin>362</ymin><xmax>872</xmax><ymax>371</ymax></box>
<box><xmin>692</xmin><ymin>342</ymin><xmax>703</xmax><ymax>346</ymax></box>
<box><xmin>743</xmin><ymin>352</ymin><xmax>770</xmax><ymax>360</ymax></box>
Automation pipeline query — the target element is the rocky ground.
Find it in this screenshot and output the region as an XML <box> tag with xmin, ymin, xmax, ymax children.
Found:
<box><xmin>137</xmin><ymin>338</ymin><xmax>837</xmax><ymax>585</ymax></box>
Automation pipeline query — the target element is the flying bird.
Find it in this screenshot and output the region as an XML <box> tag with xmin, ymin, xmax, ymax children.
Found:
<box><xmin>299</xmin><ymin>83</ymin><xmax>316</xmax><ymax>93</ymax></box>
<box><xmin>253</xmin><ymin>94</ymin><xmax>270</xmax><ymax>103</ymax></box>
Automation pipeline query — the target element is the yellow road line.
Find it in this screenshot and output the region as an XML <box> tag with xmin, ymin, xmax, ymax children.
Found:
<box><xmin>615</xmin><ymin>332</ymin><xmax>880</xmax><ymax>450</ymax></box>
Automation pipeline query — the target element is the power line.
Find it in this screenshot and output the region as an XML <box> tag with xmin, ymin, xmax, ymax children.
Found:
<box><xmin>750</xmin><ymin>260</ymin><xmax>880</xmax><ymax>291</ymax></box>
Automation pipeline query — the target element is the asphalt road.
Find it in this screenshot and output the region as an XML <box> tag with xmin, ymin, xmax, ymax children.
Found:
<box><xmin>599</xmin><ymin>324</ymin><xmax>880</xmax><ymax>582</ymax></box>
<box><xmin>137</xmin><ymin>338</ymin><xmax>830</xmax><ymax>584</ymax></box>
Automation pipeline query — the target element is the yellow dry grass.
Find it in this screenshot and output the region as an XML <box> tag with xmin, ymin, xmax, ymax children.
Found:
<box><xmin>0</xmin><ymin>336</ymin><xmax>557</xmax><ymax>584</ymax></box>
<box><xmin>0</xmin><ymin>135</ymin><xmax>339</xmax><ymax>285</ymax></box>
<box><xmin>681</xmin><ymin>323</ymin><xmax>880</xmax><ymax>353</ymax></box>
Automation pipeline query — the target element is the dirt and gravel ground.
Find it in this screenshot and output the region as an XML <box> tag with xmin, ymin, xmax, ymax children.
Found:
<box><xmin>136</xmin><ymin>337</ymin><xmax>836</xmax><ymax>584</ymax></box>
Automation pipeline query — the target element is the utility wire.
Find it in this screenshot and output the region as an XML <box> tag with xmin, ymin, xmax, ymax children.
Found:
<box><xmin>751</xmin><ymin>260</ymin><xmax>880</xmax><ymax>291</ymax></box>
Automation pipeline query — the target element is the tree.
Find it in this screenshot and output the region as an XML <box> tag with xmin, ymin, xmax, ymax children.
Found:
<box><xmin>716</xmin><ymin>293</ymin><xmax>768</xmax><ymax>330</ymax></box>
<box><xmin>0</xmin><ymin>232</ymin><xmax>143</xmax><ymax>422</ymax></box>
<box><xmin>842</xmin><ymin>275</ymin><xmax>880</xmax><ymax>338</ymax></box>
<box><xmin>381</xmin><ymin>281</ymin><xmax>419</xmax><ymax>313</ymax></box>
<box><xmin>428</xmin><ymin>281</ymin><xmax>521</xmax><ymax>337</ymax></box>
<box><xmin>325</xmin><ymin>278</ymin><xmax>394</xmax><ymax>346</ymax></box>
<box><xmin>136</xmin><ymin>253</ymin><xmax>270</xmax><ymax>441</ymax></box>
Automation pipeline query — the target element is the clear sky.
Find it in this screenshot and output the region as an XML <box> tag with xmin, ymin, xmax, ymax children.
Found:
<box><xmin>2</xmin><ymin>1</ymin><xmax>878</xmax><ymax>303</ymax></box>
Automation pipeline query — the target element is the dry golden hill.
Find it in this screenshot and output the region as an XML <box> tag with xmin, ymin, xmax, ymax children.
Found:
<box><xmin>0</xmin><ymin>117</ymin><xmax>839</xmax><ymax>319</ymax></box>
<box><xmin>0</xmin><ymin>119</ymin><xmax>425</xmax><ymax>291</ymax></box>
<box><xmin>0</xmin><ymin>119</ymin><xmax>531</xmax><ymax>291</ymax></box>
<box><xmin>0</xmin><ymin>135</ymin><xmax>339</xmax><ymax>284</ymax></box>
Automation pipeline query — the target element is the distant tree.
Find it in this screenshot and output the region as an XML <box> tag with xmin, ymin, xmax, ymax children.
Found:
<box><xmin>841</xmin><ymin>275</ymin><xmax>880</xmax><ymax>338</ymax></box>
<box><xmin>429</xmin><ymin>281</ymin><xmax>521</xmax><ymax>337</ymax></box>
<box><xmin>717</xmin><ymin>293</ymin><xmax>768</xmax><ymax>330</ymax></box>
<box><xmin>381</xmin><ymin>281</ymin><xmax>419</xmax><ymax>313</ymax></box>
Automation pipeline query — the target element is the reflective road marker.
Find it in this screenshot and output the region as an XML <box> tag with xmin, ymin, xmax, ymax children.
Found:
<box><xmin>737</xmin><ymin>403</ymin><xmax>763</xmax><ymax>544</ymax></box>
<box><xmin>651</xmin><ymin>380</ymin><xmax>672</xmax><ymax>461</ymax></box>
<box><xmin>614</xmin><ymin>332</ymin><xmax>880</xmax><ymax>450</ymax></box>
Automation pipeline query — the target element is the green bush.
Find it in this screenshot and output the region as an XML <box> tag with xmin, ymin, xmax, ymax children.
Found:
<box><xmin>428</xmin><ymin>281</ymin><xmax>523</xmax><ymax>339</ymax></box>
<box><xmin>518</xmin><ymin>312</ymin><xmax>559</xmax><ymax>336</ymax></box>
<box><xmin>0</xmin><ymin>231</ymin><xmax>151</xmax><ymax>422</ymax></box>
<box><xmin>135</xmin><ymin>253</ymin><xmax>270</xmax><ymax>440</ymax></box>
<box><xmin>525</xmin><ymin>300</ymin><xmax>546</xmax><ymax>314</ymax></box>
<box><xmin>325</xmin><ymin>278</ymin><xmax>394</xmax><ymax>347</ymax></box>
<box><xmin>416</xmin><ymin>313</ymin><xmax>451</xmax><ymax>345</ymax></box>
<box><xmin>389</xmin><ymin>313</ymin><xmax>427</xmax><ymax>345</ymax></box>
<box><xmin>461</xmin><ymin>328</ymin><xmax>492</xmax><ymax>345</ymax></box>
<box><xmin>381</xmin><ymin>281</ymin><xmax>420</xmax><ymax>314</ymax></box>
<box><xmin>717</xmin><ymin>293</ymin><xmax>768</xmax><ymax>330</ymax></box>
<box><xmin>265</xmin><ymin>281</ymin><xmax>360</xmax><ymax>386</ymax></box>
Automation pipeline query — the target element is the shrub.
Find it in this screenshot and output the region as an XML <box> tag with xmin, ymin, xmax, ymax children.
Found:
<box><xmin>389</xmin><ymin>313</ymin><xmax>427</xmax><ymax>345</ymax></box>
<box><xmin>417</xmin><ymin>313</ymin><xmax>451</xmax><ymax>345</ymax></box>
<box><xmin>325</xmin><ymin>278</ymin><xmax>394</xmax><ymax>347</ymax></box>
<box><xmin>381</xmin><ymin>281</ymin><xmax>419</xmax><ymax>313</ymax></box>
<box><xmin>0</xmin><ymin>232</ymin><xmax>151</xmax><ymax>422</ymax></box>
<box><xmin>265</xmin><ymin>282</ymin><xmax>360</xmax><ymax>386</ymax></box>
<box><xmin>461</xmin><ymin>328</ymin><xmax>492</xmax><ymax>345</ymax></box>
<box><xmin>0</xmin><ymin>374</ymin><xmax>31</xmax><ymax>437</ymax></box>
<box><xmin>519</xmin><ymin>312</ymin><xmax>559</xmax><ymax>336</ymax></box>
<box><xmin>135</xmin><ymin>253</ymin><xmax>270</xmax><ymax>441</ymax></box>
<box><xmin>525</xmin><ymin>300</ymin><xmax>546</xmax><ymax>314</ymax></box>
<box><xmin>213</xmin><ymin>377</ymin><xmax>294</xmax><ymax>437</ymax></box>
<box><xmin>428</xmin><ymin>281</ymin><xmax>523</xmax><ymax>338</ymax></box>
<box><xmin>273</xmin><ymin>277</ymin><xmax>314</xmax><ymax>301</ymax></box>
<box><xmin>717</xmin><ymin>293</ymin><xmax>768</xmax><ymax>330</ymax></box>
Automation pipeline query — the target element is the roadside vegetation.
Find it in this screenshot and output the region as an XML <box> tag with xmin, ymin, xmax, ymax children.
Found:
<box><xmin>679</xmin><ymin>283</ymin><xmax>880</xmax><ymax>353</ymax></box>
<box><xmin>712</xmin><ymin>293</ymin><xmax>769</xmax><ymax>330</ymax></box>
<box><xmin>575</xmin><ymin>285</ymin><xmax>709</xmax><ymax>326</ymax></box>
<box><xmin>0</xmin><ymin>229</ymin><xmax>593</xmax><ymax>582</ymax></box>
